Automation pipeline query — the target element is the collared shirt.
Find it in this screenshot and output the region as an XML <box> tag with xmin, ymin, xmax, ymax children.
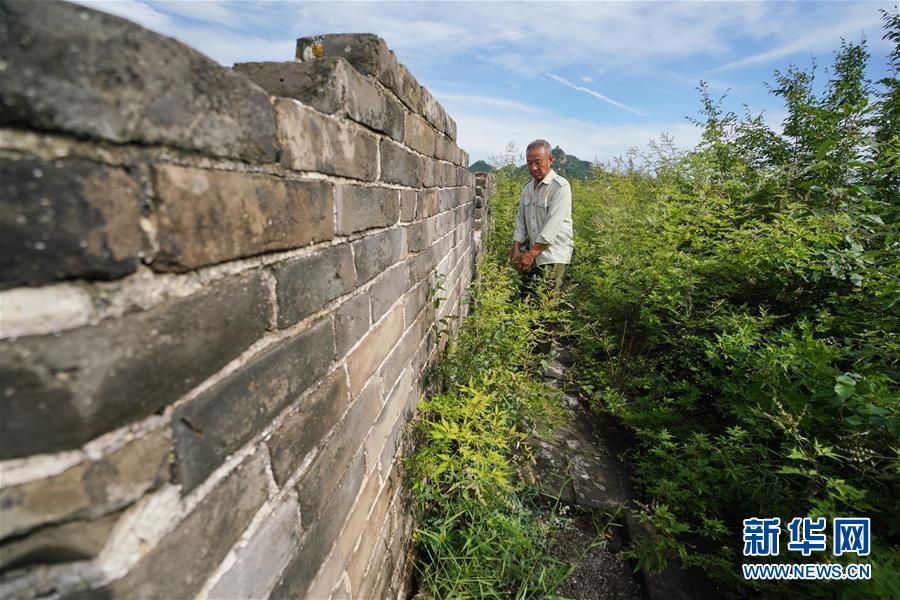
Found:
<box><xmin>512</xmin><ymin>169</ymin><xmax>573</xmax><ymax>266</ymax></box>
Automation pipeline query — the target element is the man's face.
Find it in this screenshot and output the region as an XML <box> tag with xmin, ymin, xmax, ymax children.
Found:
<box><xmin>526</xmin><ymin>147</ymin><xmax>553</xmax><ymax>182</ymax></box>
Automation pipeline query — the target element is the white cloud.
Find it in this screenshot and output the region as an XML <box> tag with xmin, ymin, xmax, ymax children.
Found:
<box><xmin>455</xmin><ymin>110</ymin><xmax>702</xmax><ymax>167</ymax></box>
<box><xmin>713</xmin><ymin>12</ymin><xmax>886</xmax><ymax>72</ymax></box>
<box><xmin>73</xmin><ymin>0</ymin><xmax>296</xmax><ymax>65</ymax></box>
<box><xmin>545</xmin><ymin>73</ymin><xmax>647</xmax><ymax>117</ymax></box>
<box><xmin>70</xmin><ymin>0</ymin><xmax>173</xmax><ymax>32</ymax></box>
<box><xmin>432</xmin><ymin>93</ymin><xmax>547</xmax><ymax>116</ymax></box>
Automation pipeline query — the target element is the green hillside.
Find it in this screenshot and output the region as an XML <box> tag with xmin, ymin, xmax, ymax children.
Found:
<box><xmin>469</xmin><ymin>147</ymin><xmax>594</xmax><ymax>181</ymax></box>
<box><xmin>468</xmin><ymin>159</ymin><xmax>493</xmax><ymax>173</ymax></box>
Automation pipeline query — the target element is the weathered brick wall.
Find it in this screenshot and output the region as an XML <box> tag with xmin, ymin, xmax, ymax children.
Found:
<box><xmin>0</xmin><ymin>1</ymin><xmax>480</xmax><ymax>598</ymax></box>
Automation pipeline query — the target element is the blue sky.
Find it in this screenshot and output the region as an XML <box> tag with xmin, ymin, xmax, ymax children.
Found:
<box><xmin>74</xmin><ymin>1</ymin><xmax>897</xmax><ymax>165</ymax></box>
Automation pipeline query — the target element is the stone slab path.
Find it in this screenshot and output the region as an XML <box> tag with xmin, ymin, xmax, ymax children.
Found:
<box><xmin>531</xmin><ymin>343</ymin><xmax>719</xmax><ymax>600</ymax></box>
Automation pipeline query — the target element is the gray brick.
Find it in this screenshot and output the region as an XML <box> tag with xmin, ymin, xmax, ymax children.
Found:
<box><xmin>334</xmin><ymin>293</ymin><xmax>371</xmax><ymax>359</ymax></box>
<box><xmin>234</xmin><ymin>61</ymin><xmax>341</xmax><ymax>113</ymax></box>
<box><xmin>100</xmin><ymin>451</ymin><xmax>269</xmax><ymax>600</ymax></box>
<box><xmin>335</xmin><ymin>185</ymin><xmax>399</xmax><ymax>235</ymax></box>
<box><xmin>272</xmin><ymin>453</ymin><xmax>365</xmax><ymax>599</ymax></box>
<box><xmin>0</xmin><ymin>1</ymin><xmax>276</xmax><ymax>162</ymax></box>
<box><xmin>295</xmin><ymin>34</ymin><xmax>393</xmax><ymax>79</ymax></box>
<box><xmin>0</xmin><ymin>272</ymin><xmax>270</xmax><ymax>459</ymax></box>
<box><xmin>458</xmin><ymin>165</ymin><xmax>472</xmax><ymax>187</ymax></box>
<box><xmin>153</xmin><ymin>165</ymin><xmax>333</xmax><ymax>271</ymax></box>
<box><xmin>438</xmin><ymin>211</ymin><xmax>456</xmax><ymax>239</ymax></box>
<box><xmin>407</xmin><ymin>245</ymin><xmax>437</xmax><ymax>282</ymax></box>
<box><xmin>404</xmin><ymin>112</ymin><xmax>436</xmax><ymax>157</ymax></box>
<box><xmin>0</xmin><ymin>429</ymin><xmax>170</xmax><ymax>540</ymax></box>
<box><xmin>296</xmin><ymin>414</ymin><xmax>371</xmax><ymax>534</ymax></box>
<box><xmin>380</xmin><ymin>318</ymin><xmax>423</xmax><ymax>400</ymax></box>
<box><xmin>406</xmin><ymin>218</ymin><xmax>433</xmax><ymax>253</ymax></box>
<box><xmin>381</xmin><ymin>61</ymin><xmax>425</xmax><ymax>115</ymax></box>
<box><xmin>207</xmin><ymin>493</ymin><xmax>300</xmax><ymax>600</ymax></box>
<box><xmin>275</xmin><ymin>99</ymin><xmax>377</xmax><ymax>181</ymax></box>
<box><xmin>173</xmin><ymin>317</ymin><xmax>334</xmax><ymax>493</ymax></box>
<box><xmin>370</xmin><ymin>263</ymin><xmax>410</xmax><ymax>322</ymax></box>
<box><xmin>234</xmin><ymin>58</ymin><xmax>405</xmax><ymax>141</ymax></box>
<box><xmin>422</xmin><ymin>159</ymin><xmax>438</xmax><ymax>188</ymax></box>
<box><xmin>0</xmin><ymin>158</ymin><xmax>143</xmax><ymax>289</ymax></box>
<box><xmin>421</xmin><ymin>84</ymin><xmax>457</xmax><ymax>140</ymax></box>
<box><xmin>403</xmin><ymin>280</ymin><xmax>431</xmax><ymax>328</ymax></box>
<box><xmin>347</xmin><ymin>306</ymin><xmax>404</xmax><ymax>396</ymax></box>
<box><xmin>365</xmin><ymin>368</ymin><xmax>413</xmax><ymax>472</ymax></box>
<box><xmin>378</xmin><ymin>390</ymin><xmax>413</xmax><ymax>475</ymax></box>
<box><xmin>266</xmin><ymin>367</ymin><xmax>350</xmax><ymax>486</ymax></box>
<box><xmin>434</xmin><ymin>135</ymin><xmax>454</xmax><ymax>162</ymax></box>
<box><xmin>379</xmin><ymin>139</ymin><xmax>422</xmax><ymax>187</ymax></box>
<box><xmin>416</xmin><ymin>189</ymin><xmax>440</xmax><ymax>219</ymax></box>
<box><xmin>352</xmin><ymin>228</ymin><xmax>404</xmax><ymax>285</ymax></box>
<box><xmin>346</xmin><ymin>478</ymin><xmax>396</xmax><ymax>594</ymax></box>
<box><xmin>0</xmin><ymin>510</ymin><xmax>122</xmax><ymax>572</ymax></box>
<box><xmin>399</xmin><ymin>190</ymin><xmax>416</xmax><ymax>222</ymax></box>
<box><xmin>335</xmin><ymin>470</ymin><xmax>381</xmax><ymax>562</ymax></box>
<box><xmin>273</xmin><ymin>245</ymin><xmax>355</xmax><ymax>328</ymax></box>
<box><xmin>439</xmin><ymin>188</ymin><xmax>460</xmax><ymax>212</ymax></box>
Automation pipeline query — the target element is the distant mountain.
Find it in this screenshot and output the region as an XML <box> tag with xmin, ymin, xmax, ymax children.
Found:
<box><xmin>532</xmin><ymin>147</ymin><xmax>594</xmax><ymax>181</ymax></box>
<box><xmin>468</xmin><ymin>147</ymin><xmax>593</xmax><ymax>180</ymax></box>
<box><xmin>468</xmin><ymin>160</ymin><xmax>493</xmax><ymax>173</ymax></box>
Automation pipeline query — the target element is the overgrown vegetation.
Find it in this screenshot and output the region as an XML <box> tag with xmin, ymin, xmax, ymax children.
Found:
<box><xmin>407</xmin><ymin>249</ymin><xmax>570</xmax><ymax>597</ymax></box>
<box><xmin>561</xmin><ymin>11</ymin><xmax>897</xmax><ymax>599</ymax></box>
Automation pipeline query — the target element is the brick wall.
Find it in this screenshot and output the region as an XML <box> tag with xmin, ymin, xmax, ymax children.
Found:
<box><xmin>0</xmin><ymin>1</ymin><xmax>482</xmax><ymax>598</ymax></box>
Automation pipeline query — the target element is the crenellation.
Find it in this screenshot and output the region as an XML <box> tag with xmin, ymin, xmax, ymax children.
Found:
<box><xmin>235</xmin><ymin>58</ymin><xmax>406</xmax><ymax>143</ymax></box>
<box><xmin>0</xmin><ymin>4</ymin><xmax>492</xmax><ymax>597</ymax></box>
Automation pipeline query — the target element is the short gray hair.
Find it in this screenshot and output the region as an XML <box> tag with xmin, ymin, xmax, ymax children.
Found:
<box><xmin>526</xmin><ymin>139</ymin><xmax>551</xmax><ymax>153</ymax></box>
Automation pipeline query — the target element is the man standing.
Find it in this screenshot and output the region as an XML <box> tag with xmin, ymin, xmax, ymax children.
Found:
<box><xmin>511</xmin><ymin>139</ymin><xmax>573</xmax><ymax>296</ymax></box>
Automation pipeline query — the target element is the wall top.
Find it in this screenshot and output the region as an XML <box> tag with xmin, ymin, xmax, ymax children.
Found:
<box><xmin>296</xmin><ymin>33</ymin><xmax>457</xmax><ymax>142</ymax></box>
<box><xmin>0</xmin><ymin>0</ymin><xmax>277</xmax><ymax>162</ymax></box>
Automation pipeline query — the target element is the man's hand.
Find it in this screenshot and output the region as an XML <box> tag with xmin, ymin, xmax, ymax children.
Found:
<box><xmin>520</xmin><ymin>243</ymin><xmax>547</xmax><ymax>271</ymax></box>
<box><xmin>519</xmin><ymin>249</ymin><xmax>536</xmax><ymax>270</ymax></box>
<box><xmin>511</xmin><ymin>243</ymin><xmax>523</xmax><ymax>271</ymax></box>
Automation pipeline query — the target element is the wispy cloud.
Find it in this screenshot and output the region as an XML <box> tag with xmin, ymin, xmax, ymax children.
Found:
<box><xmin>432</xmin><ymin>93</ymin><xmax>546</xmax><ymax>116</ymax></box>
<box><xmin>712</xmin><ymin>13</ymin><xmax>884</xmax><ymax>72</ymax></box>
<box><xmin>545</xmin><ymin>74</ymin><xmax>647</xmax><ymax>118</ymax></box>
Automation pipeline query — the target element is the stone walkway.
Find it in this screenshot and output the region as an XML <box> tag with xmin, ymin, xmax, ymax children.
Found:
<box><xmin>531</xmin><ymin>344</ymin><xmax>718</xmax><ymax>600</ymax></box>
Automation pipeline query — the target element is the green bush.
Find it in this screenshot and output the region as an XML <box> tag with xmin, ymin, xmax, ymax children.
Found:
<box><xmin>565</xmin><ymin>12</ymin><xmax>899</xmax><ymax>598</ymax></box>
